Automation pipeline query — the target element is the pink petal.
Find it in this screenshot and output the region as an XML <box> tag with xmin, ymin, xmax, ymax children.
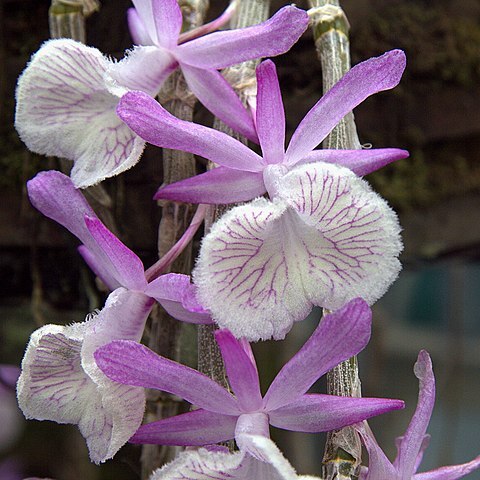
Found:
<box><xmin>215</xmin><ymin>330</ymin><xmax>262</xmax><ymax>412</ymax></box>
<box><xmin>269</xmin><ymin>394</ymin><xmax>404</xmax><ymax>433</ymax></box>
<box><xmin>84</xmin><ymin>216</ymin><xmax>147</xmax><ymax>291</ymax></box>
<box><xmin>263</xmin><ymin>299</ymin><xmax>371</xmax><ymax>411</ymax></box>
<box><xmin>94</xmin><ymin>340</ymin><xmax>240</xmax><ymax>415</ymax></box>
<box><xmin>154</xmin><ymin>166</ymin><xmax>266</xmax><ymax>204</ymax></box>
<box><xmin>395</xmin><ymin>351</ymin><xmax>436</xmax><ymax>478</ymax></box>
<box><xmin>15</xmin><ymin>39</ymin><xmax>144</xmax><ymax>188</ymax></box>
<box><xmin>414</xmin><ymin>456</ymin><xmax>480</xmax><ymax>480</ymax></box>
<box><xmin>356</xmin><ymin>422</ymin><xmax>397</xmax><ymax>480</ymax></box>
<box><xmin>256</xmin><ymin>60</ymin><xmax>285</xmax><ymax>164</ymax></box>
<box><xmin>131</xmin><ymin>0</ymin><xmax>182</xmax><ymax>49</ymax></box>
<box><xmin>130</xmin><ymin>409</ymin><xmax>237</xmax><ymax>446</ymax></box>
<box><xmin>78</xmin><ymin>245</ymin><xmax>120</xmax><ymax>291</ymax></box>
<box><xmin>144</xmin><ymin>273</ymin><xmax>212</xmax><ymax>324</ymax></box>
<box><xmin>175</xmin><ymin>5</ymin><xmax>308</xmax><ymax>69</ymax></box>
<box><xmin>107</xmin><ymin>46</ymin><xmax>178</xmax><ymax>97</ymax></box>
<box><xmin>117</xmin><ymin>91</ymin><xmax>264</xmax><ymax>172</ymax></box>
<box><xmin>27</xmin><ymin>171</ymin><xmax>147</xmax><ymax>291</ymax></box>
<box><xmin>127</xmin><ymin>8</ymin><xmax>153</xmax><ymax>45</ymax></box>
<box><xmin>285</xmin><ymin>50</ymin><xmax>407</xmax><ymax>164</ymax></box>
<box><xmin>181</xmin><ymin>64</ymin><xmax>258</xmax><ymax>143</ymax></box>
<box><xmin>295</xmin><ymin>148</ymin><xmax>410</xmax><ymax>175</ymax></box>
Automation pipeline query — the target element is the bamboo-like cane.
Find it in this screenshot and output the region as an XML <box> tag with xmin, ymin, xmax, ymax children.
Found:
<box><xmin>308</xmin><ymin>2</ymin><xmax>363</xmax><ymax>479</ymax></box>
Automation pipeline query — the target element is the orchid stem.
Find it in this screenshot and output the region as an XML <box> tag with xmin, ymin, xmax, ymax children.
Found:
<box><xmin>198</xmin><ymin>0</ymin><xmax>271</xmax><ymax>392</ymax></box>
<box><xmin>141</xmin><ymin>2</ymin><xmax>209</xmax><ymax>477</ymax></box>
<box><xmin>308</xmin><ymin>1</ymin><xmax>363</xmax><ymax>478</ymax></box>
<box><xmin>145</xmin><ymin>203</ymin><xmax>207</xmax><ymax>282</ymax></box>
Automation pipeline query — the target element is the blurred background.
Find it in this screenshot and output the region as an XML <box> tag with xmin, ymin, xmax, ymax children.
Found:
<box><xmin>1</xmin><ymin>0</ymin><xmax>479</xmax><ymax>478</ymax></box>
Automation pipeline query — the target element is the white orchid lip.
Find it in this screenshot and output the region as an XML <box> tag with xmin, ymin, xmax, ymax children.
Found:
<box><xmin>194</xmin><ymin>162</ymin><xmax>402</xmax><ymax>341</ymax></box>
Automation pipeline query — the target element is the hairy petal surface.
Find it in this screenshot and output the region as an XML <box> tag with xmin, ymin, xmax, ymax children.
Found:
<box><xmin>285</xmin><ymin>50</ymin><xmax>406</xmax><ymax>165</ymax></box>
<box><xmin>17</xmin><ymin>289</ymin><xmax>149</xmax><ymax>464</ymax></box>
<box><xmin>118</xmin><ymin>91</ymin><xmax>264</xmax><ymax>171</ymax></box>
<box><xmin>194</xmin><ymin>163</ymin><xmax>402</xmax><ymax>341</ymax></box>
<box><xmin>278</xmin><ymin>163</ymin><xmax>402</xmax><ymax>310</ymax></box>
<box><xmin>106</xmin><ymin>46</ymin><xmax>178</xmax><ymax>97</ymax></box>
<box><xmin>15</xmin><ymin>39</ymin><xmax>144</xmax><ymax>188</ymax></box>
<box><xmin>175</xmin><ymin>6</ymin><xmax>308</xmax><ymax>69</ymax></box>
<box><xmin>154</xmin><ymin>167</ymin><xmax>267</xmax><ymax>205</ymax></box>
<box><xmin>193</xmin><ymin>197</ymin><xmax>309</xmax><ymax>341</ymax></box>
<box><xmin>148</xmin><ymin>436</ymin><xmax>311</xmax><ymax>480</ymax></box>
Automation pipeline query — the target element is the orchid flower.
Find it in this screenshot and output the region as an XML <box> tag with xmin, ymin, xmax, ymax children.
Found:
<box><xmin>356</xmin><ymin>351</ymin><xmax>480</xmax><ymax>480</ymax></box>
<box><xmin>17</xmin><ymin>170</ymin><xmax>210</xmax><ymax>463</ymax></box>
<box><xmin>148</xmin><ymin>436</ymin><xmax>320</xmax><ymax>480</ymax></box>
<box><xmin>118</xmin><ymin>51</ymin><xmax>406</xmax><ymax>340</ymax></box>
<box><xmin>14</xmin><ymin>3</ymin><xmax>308</xmax><ymax>188</ymax></box>
<box><xmin>95</xmin><ymin>298</ymin><xmax>404</xmax><ymax>459</ymax></box>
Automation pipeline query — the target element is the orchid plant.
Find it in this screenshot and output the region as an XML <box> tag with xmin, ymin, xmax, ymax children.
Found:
<box><xmin>11</xmin><ymin>0</ymin><xmax>480</xmax><ymax>479</ymax></box>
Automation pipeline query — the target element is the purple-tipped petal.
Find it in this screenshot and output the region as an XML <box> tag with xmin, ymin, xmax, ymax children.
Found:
<box><xmin>269</xmin><ymin>393</ymin><xmax>404</xmax><ymax>433</ymax></box>
<box><xmin>84</xmin><ymin>216</ymin><xmax>147</xmax><ymax>291</ymax></box>
<box><xmin>215</xmin><ymin>330</ymin><xmax>262</xmax><ymax>412</ymax></box>
<box><xmin>95</xmin><ymin>340</ymin><xmax>240</xmax><ymax>415</ymax></box>
<box><xmin>285</xmin><ymin>50</ymin><xmax>407</xmax><ymax>164</ymax></box>
<box><xmin>127</xmin><ymin>7</ymin><xmax>153</xmax><ymax>45</ymax></box>
<box><xmin>130</xmin><ymin>409</ymin><xmax>237</xmax><ymax>446</ymax></box>
<box><xmin>263</xmin><ymin>299</ymin><xmax>371</xmax><ymax>411</ymax></box>
<box><xmin>131</xmin><ymin>0</ymin><xmax>182</xmax><ymax>49</ymax></box>
<box><xmin>181</xmin><ymin>64</ymin><xmax>258</xmax><ymax>143</ymax></box>
<box><xmin>296</xmin><ymin>148</ymin><xmax>410</xmax><ymax>175</ymax></box>
<box><xmin>154</xmin><ymin>166</ymin><xmax>266</xmax><ymax>204</ymax></box>
<box><xmin>395</xmin><ymin>351</ymin><xmax>436</xmax><ymax>478</ymax></box>
<box><xmin>256</xmin><ymin>60</ymin><xmax>285</xmax><ymax>164</ymax></box>
<box><xmin>414</xmin><ymin>456</ymin><xmax>480</xmax><ymax>480</ymax></box>
<box><xmin>117</xmin><ymin>91</ymin><xmax>264</xmax><ymax>171</ymax></box>
<box><xmin>175</xmin><ymin>5</ymin><xmax>308</xmax><ymax>69</ymax></box>
<box><xmin>27</xmin><ymin>171</ymin><xmax>97</xmax><ymax>244</ymax></box>
<box><xmin>144</xmin><ymin>273</ymin><xmax>212</xmax><ymax>324</ymax></box>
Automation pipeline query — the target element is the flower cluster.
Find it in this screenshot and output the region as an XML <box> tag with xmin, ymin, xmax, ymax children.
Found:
<box><xmin>12</xmin><ymin>0</ymin><xmax>480</xmax><ymax>478</ymax></box>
